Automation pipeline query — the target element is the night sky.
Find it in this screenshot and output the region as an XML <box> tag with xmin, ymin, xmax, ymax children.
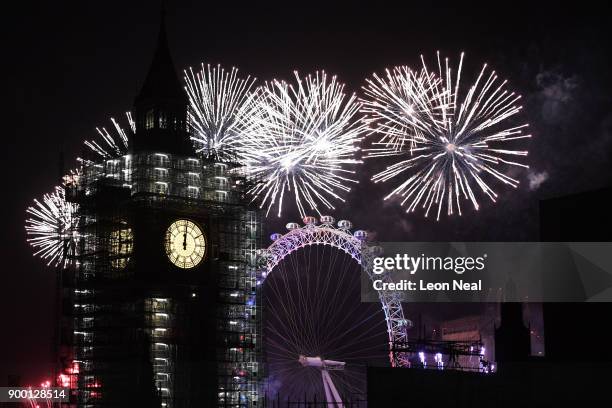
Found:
<box><xmin>4</xmin><ymin>1</ymin><xmax>612</xmax><ymax>385</ymax></box>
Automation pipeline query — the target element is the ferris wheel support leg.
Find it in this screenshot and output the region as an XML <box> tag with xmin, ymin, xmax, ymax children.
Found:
<box><xmin>322</xmin><ymin>369</ymin><xmax>345</xmax><ymax>408</ymax></box>
<box><xmin>322</xmin><ymin>370</ymin><xmax>334</xmax><ymax>407</ymax></box>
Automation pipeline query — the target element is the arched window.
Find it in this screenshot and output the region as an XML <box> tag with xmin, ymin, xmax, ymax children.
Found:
<box><xmin>145</xmin><ymin>110</ymin><xmax>155</xmax><ymax>130</ymax></box>
<box><xmin>159</xmin><ymin>111</ymin><xmax>167</xmax><ymax>129</ymax></box>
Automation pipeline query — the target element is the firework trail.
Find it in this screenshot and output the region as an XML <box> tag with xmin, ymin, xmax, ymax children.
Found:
<box><xmin>239</xmin><ymin>71</ymin><xmax>365</xmax><ymax>217</ymax></box>
<box><xmin>83</xmin><ymin>113</ymin><xmax>134</xmax><ymax>159</ymax></box>
<box><xmin>25</xmin><ymin>186</ymin><xmax>79</xmax><ymax>268</ymax></box>
<box><xmin>362</xmin><ymin>52</ymin><xmax>530</xmax><ymax>220</ymax></box>
<box><xmin>185</xmin><ymin>63</ymin><xmax>257</xmax><ymax>158</ymax></box>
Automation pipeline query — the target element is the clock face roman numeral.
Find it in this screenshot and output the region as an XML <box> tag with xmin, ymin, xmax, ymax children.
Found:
<box><xmin>164</xmin><ymin>219</ymin><xmax>206</xmax><ymax>269</ymax></box>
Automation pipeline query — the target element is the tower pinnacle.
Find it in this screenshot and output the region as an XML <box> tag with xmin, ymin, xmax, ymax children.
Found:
<box><xmin>132</xmin><ymin>7</ymin><xmax>191</xmax><ymax>155</ymax></box>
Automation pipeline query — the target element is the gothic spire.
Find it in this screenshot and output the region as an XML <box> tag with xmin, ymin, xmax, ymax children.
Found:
<box><xmin>134</xmin><ymin>6</ymin><xmax>185</xmax><ymax>104</ymax></box>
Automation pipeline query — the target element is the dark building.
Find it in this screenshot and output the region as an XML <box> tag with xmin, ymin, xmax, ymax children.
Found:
<box><xmin>58</xmin><ymin>15</ymin><xmax>264</xmax><ymax>408</ymax></box>
<box><xmin>367</xmin><ymin>187</ymin><xmax>612</xmax><ymax>407</ymax></box>
<box><xmin>494</xmin><ymin>303</ymin><xmax>531</xmax><ymax>363</ymax></box>
<box><xmin>539</xmin><ymin>186</ymin><xmax>612</xmax><ymax>362</ymax></box>
<box><xmin>367</xmin><ymin>362</ymin><xmax>608</xmax><ymax>407</ymax></box>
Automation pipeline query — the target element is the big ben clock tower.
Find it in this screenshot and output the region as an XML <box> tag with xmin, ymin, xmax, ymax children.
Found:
<box><xmin>62</xmin><ymin>11</ymin><xmax>263</xmax><ymax>408</ymax></box>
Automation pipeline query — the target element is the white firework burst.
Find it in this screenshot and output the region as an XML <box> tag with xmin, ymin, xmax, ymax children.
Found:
<box><xmin>25</xmin><ymin>186</ymin><xmax>79</xmax><ymax>268</ymax></box>
<box><xmin>238</xmin><ymin>71</ymin><xmax>365</xmax><ymax>217</ymax></box>
<box><xmin>83</xmin><ymin>113</ymin><xmax>134</xmax><ymax>159</ymax></box>
<box><xmin>362</xmin><ymin>52</ymin><xmax>530</xmax><ymax>220</ymax></box>
<box><xmin>185</xmin><ymin>63</ymin><xmax>256</xmax><ymax>158</ymax></box>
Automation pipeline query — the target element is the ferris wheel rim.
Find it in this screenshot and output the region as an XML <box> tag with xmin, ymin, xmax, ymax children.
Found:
<box><xmin>260</xmin><ymin>216</ymin><xmax>410</xmax><ymax>368</ymax></box>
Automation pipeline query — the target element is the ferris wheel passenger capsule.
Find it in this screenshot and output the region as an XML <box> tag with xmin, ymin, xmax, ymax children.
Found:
<box><xmin>401</xmin><ymin>319</ymin><xmax>414</xmax><ymax>328</ymax></box>
<box><xmin>303</xmin><ymin>216</ymin><xmax>318</xmax><ymax>226</ymax></box>
<box><xmin>370</xmin><ymin>245</ymin><xmax>384</xmax><ymax>256</ymax></box>
<box><xmin>270</xmin><ymin>233</ymin><xmax>283</xmax><ymax>241</ymax></box>
<box><xmin>320</xmin><ymin>215</ymin><xmax>335</xmax><ymax>225</ymax></box>
<box><xmin>286</xmin><ymin>222</ymin><xmax>300</xmax><ymax>231</ymax></box>
<box><xmin>353</xmin><ymin>230</ymin><xmax>368</xmax><ymax>241</ymax></box>
<box><xmin>337</xmin><ymin>220</ymin><xmax>352</xmax><ymax>230</ymax></box>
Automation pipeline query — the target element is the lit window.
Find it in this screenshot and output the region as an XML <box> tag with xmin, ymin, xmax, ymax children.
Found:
<box><xmin>187</xmin><ymin>172</ymin><xmax>199</xmax><ymax>185</ymax></box>
<box><xmin>159</xmin><ymin>112</ymin><xmax>167</xmax><ymax>129</ymax></box>
<box><xmin>216</xmin><ymin>176</ymin><xmax>228</xmax><ymax>189</ymax></box>
<box><xmin>187</xmin><ymin>186</ymin><xmax>200</xmax><ymax>199</ymax></box>
<box><xmin>155</xmin><ymin>182</ymin><xmax>168</xmax><ymax>195</ymax></box>
<box><xmin>214</xmin><ymin>163</ymin><xmax>227</xmax><ymax>176</ymax></box>
<box><xmin>155</xmin><ymin>167</ymin><xmax>167</xmax><ymax>180</ymax></box>
<box><xmin>145</xmin><ymin>110</ymin><xmax>155</xmax><ymax>130</ymax></box>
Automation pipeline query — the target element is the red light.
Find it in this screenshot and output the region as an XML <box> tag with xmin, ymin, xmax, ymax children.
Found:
<box><xmin>69</xmin><ymin>361</ymin><xmax>80</xmax><ymax>374</ymax></box>
<box><xmin>58</xmin><ymin>360</ymin><xmax>80</xmax><ymax>389</ymax></box>
<box><xmin>58</xmin><ymin>373</ymin><xmax>71</xmax><ymax>388</ymax></box>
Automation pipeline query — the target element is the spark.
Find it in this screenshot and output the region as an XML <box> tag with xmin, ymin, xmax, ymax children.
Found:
<box><xmin>185</xmin><ymin>63</ymin><xmax>256</xmax><ymax>158</ymax></box>
<box><xmin>83</xmin><ymin>113</ymin><xmax>133</xmax><ymax>159</ymax></box>
<box><xmin>238</xmin><ymin>71</ymin><xmax>366</xmax><ymax>217</ymax></box>
<box><xmin>25</xmin><ymin>186</ymin><xmax>79</xmax><ymax>268</ymax></box>
<box><xmin>362</xmin><ymin>52</ymin><xmax>530</xmax><ymax>220</ymax></box>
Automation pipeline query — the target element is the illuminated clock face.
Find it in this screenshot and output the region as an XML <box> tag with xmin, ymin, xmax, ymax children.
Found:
<box><xmin>165</xmin><ymin>219</ymin><xmax>206</xmax><ymax>269</ymax></box>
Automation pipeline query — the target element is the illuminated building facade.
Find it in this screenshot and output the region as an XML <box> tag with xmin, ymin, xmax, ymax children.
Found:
<box><xmin>58</xmin><ymin>17</ymin><xmax>263</xmax><ymax>407</ymax></box>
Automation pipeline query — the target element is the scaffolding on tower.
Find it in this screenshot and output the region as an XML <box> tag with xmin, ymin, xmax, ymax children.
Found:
<box><xmin>60</xmin><ymin>145</ymin><xmax>264</xmax><ymax>407</ymax></box>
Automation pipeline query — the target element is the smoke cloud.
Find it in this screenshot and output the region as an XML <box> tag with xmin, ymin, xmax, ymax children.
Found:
<box><xmin>527</xmin><ymin>171</ymin><xmax>549</xmax><ymax>191</ymax></box>
<box><xmin>535</xmin><ymin>70</ymin><xmax>580</xmax><ymax>123</ymax></box>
